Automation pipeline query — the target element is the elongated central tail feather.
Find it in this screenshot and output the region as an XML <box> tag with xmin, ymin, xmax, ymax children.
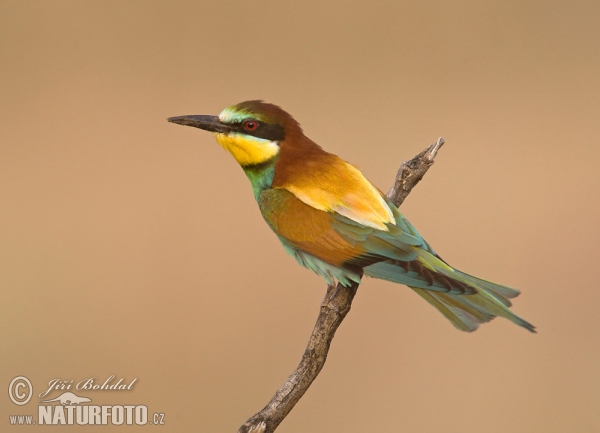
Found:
<box><xmin>365</xmin><ymin>248</ymin><xmax>536</xmax><ymax>333</ymax></box>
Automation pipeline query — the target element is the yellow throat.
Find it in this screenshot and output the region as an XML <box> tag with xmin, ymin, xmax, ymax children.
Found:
<box><xmin>215</xmin><ymin>132</ymin><xmax>279</xmax><ymax>166</ymax></box>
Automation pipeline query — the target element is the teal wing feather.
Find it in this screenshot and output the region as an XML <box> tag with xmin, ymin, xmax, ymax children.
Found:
<box><xmin>330</xmin><ymin>198</ymin><xmax>475</xmax><ymax>294</ymax></box>
<box><xmin>330</xmin><ymin>197</ymin><xmax>535</xmax><ymax>332</ymax></box>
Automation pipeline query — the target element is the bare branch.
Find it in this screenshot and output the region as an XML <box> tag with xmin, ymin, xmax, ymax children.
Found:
<box><xmin>387</xmin><ymin>137</ymin><xmax>444</xmax><ymax>207</ymax></box>
<box><xmin>238</xmin><ymin>138</ymin><xmax>446</xmax><ymax>433</ymax></box>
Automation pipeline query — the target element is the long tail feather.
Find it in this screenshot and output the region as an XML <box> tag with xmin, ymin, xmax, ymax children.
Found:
<box><xmin>411</xmin><ymin>288</ymin><xmax>483</xmax><ymax>332</ymax></box>
<box><xmin>413</xmin><ymin>249</ymin><xmax>536</xmax><ymax>332</ymax></box>
<box><xmin>364</xmin><ymin>245</ymin><xmax>536</xmax><ymax>332</ymax></box>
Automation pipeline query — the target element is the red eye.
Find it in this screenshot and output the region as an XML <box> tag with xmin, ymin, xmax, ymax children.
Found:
<box><xmin>243</xmin><ymin>120</ymin><xmax>258</xmax><ymax>131</ymax></box>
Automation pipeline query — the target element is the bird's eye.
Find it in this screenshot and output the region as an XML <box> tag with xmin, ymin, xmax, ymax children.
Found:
<box><xmin>243</xmin><ymin>120</ymin><xmax>259</xmax><ymax>131</ymax></box>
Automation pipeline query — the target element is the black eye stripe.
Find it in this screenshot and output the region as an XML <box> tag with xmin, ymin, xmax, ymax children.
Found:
<box><xmin>231</xmin><ymin>120</ymin><xmax>285</xmax><ymax>141</ymax></box>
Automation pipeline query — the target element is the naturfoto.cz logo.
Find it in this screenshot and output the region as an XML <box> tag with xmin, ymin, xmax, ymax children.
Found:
<box><xmin>8</xmin><ymin>375</ymin><xmax>166</xmax><ymax>427</ymax></box>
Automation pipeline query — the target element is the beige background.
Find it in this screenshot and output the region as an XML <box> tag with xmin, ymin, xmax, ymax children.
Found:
<box><xmin>1</xmin><ymin>1</ymin><xmax>599</xmax><ymax>432</ymax></box>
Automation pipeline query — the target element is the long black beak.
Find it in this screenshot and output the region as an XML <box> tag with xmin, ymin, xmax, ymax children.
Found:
<box><xmin>167</xmin><ymin>115</ymin><xmax>232</xmax><ymax>134</ymax></box>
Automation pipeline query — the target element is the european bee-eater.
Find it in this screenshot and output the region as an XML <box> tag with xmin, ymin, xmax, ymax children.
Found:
<box><xmin>168</xmin><ymin>100</ymin><xmax>535</xmax><ymax>333</ymax></box>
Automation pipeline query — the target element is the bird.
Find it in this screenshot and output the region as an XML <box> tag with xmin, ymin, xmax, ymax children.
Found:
<box><xmin>168</xmin><ymin>100</ymin><xmax>535</xmax><ymax>333</ymax></box>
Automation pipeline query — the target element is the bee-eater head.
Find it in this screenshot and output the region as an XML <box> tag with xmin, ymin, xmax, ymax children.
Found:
<box><xmin>168</xmin><ymin>100</ymin><xmax>301</xmax><ymax>167</ymax></box>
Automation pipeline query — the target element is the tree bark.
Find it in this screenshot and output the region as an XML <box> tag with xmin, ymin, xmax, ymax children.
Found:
<box><xmin>238</xmin><ymin>138</ymin><xmax>446</xmax><ymax>433</ymax></box>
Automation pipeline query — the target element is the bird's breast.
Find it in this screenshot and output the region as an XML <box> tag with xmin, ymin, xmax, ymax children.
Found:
<box><xmin>259</xmin><ymin>188</ymin><xmax>368</xmax><ymax>266</ymax></box>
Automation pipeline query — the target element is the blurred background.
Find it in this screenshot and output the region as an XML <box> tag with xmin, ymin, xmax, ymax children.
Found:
<box><xmin>1</xmin><ymin>1</ymin><xmax>599</xmax><ymax>432</ymax></box>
